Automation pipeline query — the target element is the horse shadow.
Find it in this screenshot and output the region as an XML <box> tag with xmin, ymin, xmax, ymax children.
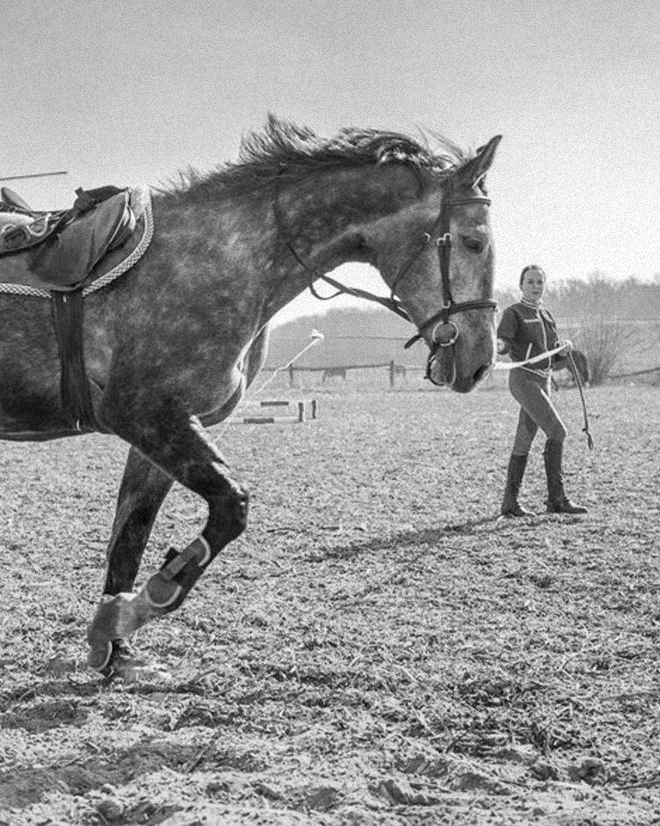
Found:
<box><xmin>308</xmin><ymin>515</ymin><xmax>497</xmax><ymax>563</ymax></box>
<box><xmin>0</xmin><ymin>675</ymin><xmax>99</xmax><ymax>717</ymax></box>
<box><xmin>0</xmin><ymin>733</ymin><xmax>194</xmax><ymax>814</ymax></box>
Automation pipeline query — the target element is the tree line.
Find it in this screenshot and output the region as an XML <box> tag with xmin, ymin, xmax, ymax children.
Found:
<box><xmin>499</xmin><ymin>272</ymin><xmax>660</xmax><ymax>322</ymax></box>
<box><xmin>267</xmin><ymin>274</ymin><xmax>660</xmax><ymax>385</ymax></box>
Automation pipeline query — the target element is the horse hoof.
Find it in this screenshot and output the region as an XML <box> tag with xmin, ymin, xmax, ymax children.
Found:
<box><xmin>87</xmin><ymin>639</ymin><xmax>138</xmax><ymax>677</ymax></box>
<box><xmin>92</xmin><ymin>639</ymin><xmax>172</xmax><ymax>683</ymax></box>
<box><xmin>87</xmin><ymin>639</ymin><xmax>114</xmax><ymax>672</ymax></box>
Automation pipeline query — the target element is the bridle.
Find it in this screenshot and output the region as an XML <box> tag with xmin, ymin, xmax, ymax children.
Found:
<box><xmin>273</xmin><ymin>178</ymin><xmax>497</xmax><ymax>380</ymax></box>
<box><xmin>398</xmin><ymin>194</ymin><xmax>497</xmax><ymax>352</ymax></box>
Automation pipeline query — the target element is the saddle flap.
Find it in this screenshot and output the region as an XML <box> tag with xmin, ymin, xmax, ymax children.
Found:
<box><xmin>29</xmin><ymin>191</ymin><xmax>133</xmax><ymax>285</ymax></box>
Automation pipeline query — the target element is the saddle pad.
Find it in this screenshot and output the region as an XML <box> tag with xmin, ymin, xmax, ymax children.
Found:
<box><xmin>0</xmin><ymin>187</ymin><xmax>153</xmax><ymax>296</ymax></box>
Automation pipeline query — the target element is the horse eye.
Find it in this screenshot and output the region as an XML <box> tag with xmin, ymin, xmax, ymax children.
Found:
<box><xmin>461</xmin><ymin>236</ymin><xmax>484</xmax><ymax>254</ymax></box>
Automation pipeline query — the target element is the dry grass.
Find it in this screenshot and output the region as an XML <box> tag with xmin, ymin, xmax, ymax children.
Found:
<box><xmin>1</xmin><ymin>384</ymin><xmax>659</xmax><ymax>825</ymax></box>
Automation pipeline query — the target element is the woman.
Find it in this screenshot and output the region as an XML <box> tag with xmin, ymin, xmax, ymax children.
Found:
<box><xmin>498</xmin><ymin>265</ymin><xmax>587</xmax><ymax>517</ymax></box>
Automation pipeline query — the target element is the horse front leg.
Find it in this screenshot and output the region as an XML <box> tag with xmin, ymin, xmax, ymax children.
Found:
<box><xmin>104</xmin><ymin>447</ymin><xmax>174</xmax><ymax>595</ymax></box>
<box><xmin>86</xmin><ymin>447</ymin><xmax>174</xmax><ymax>671</ymax></box>
<box><xmin>87</xmin><ymin>408</ymin><xmax>248</xmax><ymax>676</ymax></box>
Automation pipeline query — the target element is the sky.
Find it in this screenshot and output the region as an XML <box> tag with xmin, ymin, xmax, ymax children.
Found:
<box><xmin>3</xmin><ymin>0</ymin><xmax>659</xmax><ymax>325</ymax></box>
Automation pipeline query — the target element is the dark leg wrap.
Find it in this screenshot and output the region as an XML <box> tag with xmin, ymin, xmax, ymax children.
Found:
<box><xmin>146</xmin><ymin>536</ymin><xmax>212</xmax><ymax>608</ymax></box>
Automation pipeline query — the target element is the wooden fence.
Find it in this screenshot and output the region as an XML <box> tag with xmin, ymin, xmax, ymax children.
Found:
<box><xmin>278</xmin><ymin>360</ymin><xmax>424</xmax><ymax>388</ymax></box>
<box><xmin>265</xmin><ymin>357</ymin><xmax>660</xmax><ymax>389</ymax></box>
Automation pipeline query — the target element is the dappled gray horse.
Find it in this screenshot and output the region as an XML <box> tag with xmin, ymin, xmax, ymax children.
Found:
<box><xmin>0</xmin><ymin>117</ymin><xmax>501</xmax><ymax>676</ymax></box>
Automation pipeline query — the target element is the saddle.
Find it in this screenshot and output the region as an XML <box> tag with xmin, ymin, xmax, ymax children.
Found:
<box><xmin>0</xmin><ymin>184</ymin><xmax>154</xmax><ymax>432</ymax></box>
<box><xmin>0</xmin><ymin>185</ymin><xmax>139</xmax><ymax>292</ymax></box>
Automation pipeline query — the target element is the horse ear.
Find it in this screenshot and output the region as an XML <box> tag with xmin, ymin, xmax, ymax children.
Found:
<box><xmin>456</xmin><ymin>135</ymin><xmax>502</xmax><ymax>189</ymax></box>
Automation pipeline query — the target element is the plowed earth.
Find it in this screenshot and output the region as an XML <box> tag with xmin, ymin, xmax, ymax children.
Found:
<box><xmin>1</xmin><ymin>385</ymin><xmax>659</xmax><ymax>825</ymax></box>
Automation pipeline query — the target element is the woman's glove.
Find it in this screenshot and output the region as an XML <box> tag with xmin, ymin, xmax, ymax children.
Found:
<box><xmin>558</xmin><ymin>339</ymin><xmax>573</xmax><ymax>355</ymax></box>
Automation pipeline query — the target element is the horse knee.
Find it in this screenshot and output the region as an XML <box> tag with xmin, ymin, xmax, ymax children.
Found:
<box><xmin>226</xmin><ymin>484</ymin><xmax>249</xmax><ymax>539</ymax></box>
<box><xmin>207</xmin><ymin>478</ymin><xmax>249</xmax><ymax>543</ymax></box>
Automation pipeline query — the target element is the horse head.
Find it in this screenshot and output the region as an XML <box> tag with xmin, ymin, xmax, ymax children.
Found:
<box><xmin>249</xmin><ymin>117</ymin><xmax>501</xmax><ymax>392</ymax></box>
<box><xmin>359</xmin><ymin>135</ymin><xmax>502</xmax><ymax>393</ymax></box>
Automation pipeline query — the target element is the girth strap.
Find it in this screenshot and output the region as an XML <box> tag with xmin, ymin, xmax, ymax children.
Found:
<box><xmin>51</xmin><ymin>290</ymin><xmax>100</xmax><ymax>431</ymax></box>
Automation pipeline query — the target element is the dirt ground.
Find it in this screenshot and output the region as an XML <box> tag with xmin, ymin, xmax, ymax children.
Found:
<box><xmin>1</xmin><ymin>383</ymin><xmax>659</xmax><ymax>825</ymax></box>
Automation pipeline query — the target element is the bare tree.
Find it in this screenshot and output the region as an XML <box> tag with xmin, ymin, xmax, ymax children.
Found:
<box><xmin>576</xmin><ymin>316</ymin><xmax>635</xmax><ymax>385</ymax></box>
<box><xmin>551</xmin><ymin>273</ymin><xmax>635</xmax><ymax>385</ymax></box>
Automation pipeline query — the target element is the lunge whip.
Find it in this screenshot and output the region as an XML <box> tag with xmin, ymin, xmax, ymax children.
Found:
<box><xmin>214</xmin><ymin>330</ymin><xmax>325</xmax><ymax>439</ymax></box>
<box><xmin>567</xmin><ymin>350</ymin><xmax>594</xmax><ymax>450</ymax></box>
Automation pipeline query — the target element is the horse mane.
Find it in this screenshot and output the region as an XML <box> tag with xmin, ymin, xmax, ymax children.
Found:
<box><xmin>158</xmin><ymin>114</ymin><xmax>473</xmax><ymax>202</ymax></box>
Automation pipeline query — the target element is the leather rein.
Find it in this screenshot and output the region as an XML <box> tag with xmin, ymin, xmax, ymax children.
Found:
<box><xmin>273</xmin><ymin>181</ymin><xmax>497</xmax><ymax>372</ymax></box>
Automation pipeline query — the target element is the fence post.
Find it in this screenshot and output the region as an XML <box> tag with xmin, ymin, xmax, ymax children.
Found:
<box><xmin>389</xmin><ymin>360</ymin><xmax>395</xmax><ymax>388</ymax></box>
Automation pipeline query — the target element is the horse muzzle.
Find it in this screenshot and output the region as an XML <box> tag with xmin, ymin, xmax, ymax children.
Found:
<box><xmin>425</xmin><ymin>314</ymin><xmax>496</xmax><ymax>391</ymax></box>
<box><xmin>427</xmin><ymin>344</ymin><xmax>493</xmax><ymax>392</ymax></box>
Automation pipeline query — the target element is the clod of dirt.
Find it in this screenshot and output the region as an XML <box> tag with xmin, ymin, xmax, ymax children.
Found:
<box><xmin>493</xmin><ymin>745</ymin><xmax>538</xmax><ymax>764</ymax></box>
<box><xmin>96</xmin><ymin>796</ymin><xmax>124</xmax><ymax>821</ymax></box>
<box><xmin>339</xmin><ymin>808</ymin><xmax>380</xmax><ymax>826</ymax></box>
<box><xmin>398</xmin><ymin>752</ymin><xmax>451</xmax><ymax>777</ymax></box>
<box><xmin>303</xmin><ymin>785</ymin><xmax>342</xmax><ymax>811</ymax></box>
<box><xmin>377</xmin><ymin>778</ymin><xmax>439</xmax><ymax>806</ymax></box>
<box><xmin>252</xmin><ymin>780</ymin><xmax>284</xmax><ymax>800</ymax></box>
<box><xmin>529</xmin><ymin>572</ymin><xmax>554</xmax><ymax>589</ymax></box>
<box><xmin>530</xmin><ymin>759</ymin><xmax>559</xmax><ymax>781</ymax></box>
<box><xmin>566</xmin><ymin>756</ymin><xmax>605</xmax><ymax>783</ymax></box>
<box><xmin>451</xmin><ymin>770</ymin><xmax>509</xmax><ymax>795</ymax></box>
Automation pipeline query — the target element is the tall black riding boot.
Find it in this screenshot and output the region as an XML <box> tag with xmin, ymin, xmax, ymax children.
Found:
<box><xmin>501</xmin><ymin>453</ymin><xmax>536</xmax><ymax>517</ymax></box>
<box><xmin>543</xmin><ymin>439</ymin><xmax>588</xmax><ymax>514</ymax></box>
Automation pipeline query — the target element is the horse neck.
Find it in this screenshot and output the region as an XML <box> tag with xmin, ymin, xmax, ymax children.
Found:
<box><xmin>153</xmin><ymin>165</ymin><xmax>415</xmax><ymax>325</ymax></box>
